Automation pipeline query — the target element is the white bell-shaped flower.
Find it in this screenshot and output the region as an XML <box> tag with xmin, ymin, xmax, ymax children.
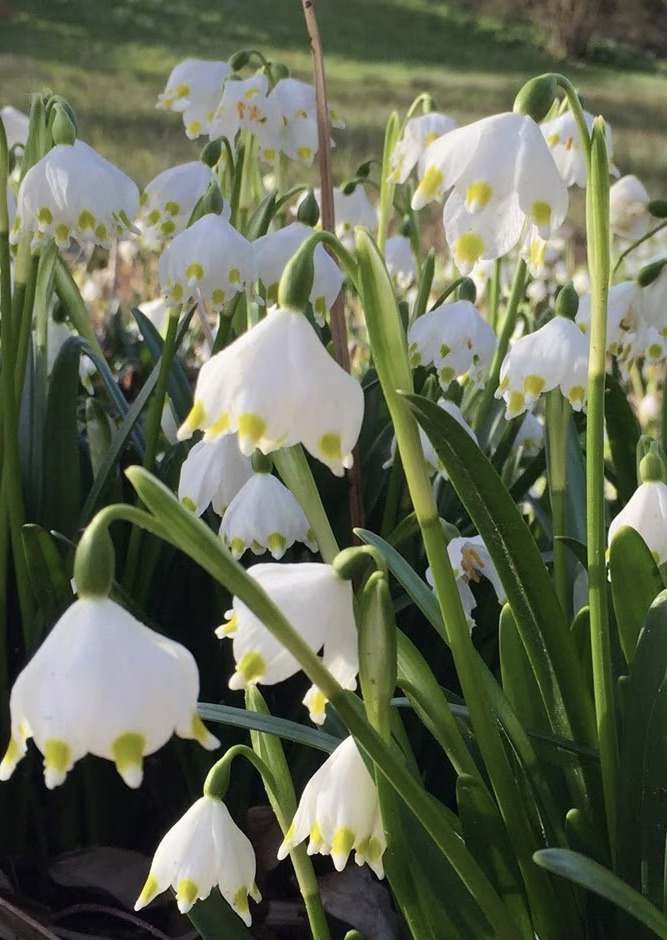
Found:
<box><xmin>11</xmin><ymin>141</ymin><xmax>139</xmax><ymax>251</ymax></box>
<box><xmin>210</xmin><ymin>73</ymin><xmax>279</xmax><ymax>160</ymax></box>
<box><xmin>0</xmin><ymin>598</ymin><xmax>219</xmax><ymax>790</ymax></box>
<box><xmin>220</xmin><ymin>471</ymin><xmax>317</xmax><ymax>559</ymax></box>
<box><xmin>413</xmin><ymin>113</ymin><xmax>568</xmax><ymax>273</ymax></box>
<box><xmin>178</xmin><ymin>434</ymin><xmax>253</xmax><ymax>517</ymax></box>
<box><xmin>177</xmin><ymin>307</ymin><xmax>364</xmax><ymax>476</ymax></box>
<box><xmin>389</xmin><ymin>112</ymin><xmax>458</xmax><ymax>184</ymax></box>
<box><xmin>216</xmin><ymin>563</ymin><xmax>358</xmax><ymax>724</ymax></box>
<box><xmin>277</xmin><ymin>736</ymin><xmax>385</xmax><ymax>878</ymax></box>
<box><xmin>1</xmin><ymin>105</ymin><xmax>29</xmax><ymax>150</ymax></box>
<box><xmin>384</xmin><ymin>235</ymin><xmax>417</xmax><ymax>289</ymax></box>
<box><xmin>513</xmin><ymin>412</ymin><xmax>544</xmax><ymax>458</ymax></box>
<box><xmin>137</xmin><ymin>161</ymin><xmax>215</xmax><ymax>246</ymax></box>
<box><xmin>541</xmin><ymin>109</ymin><xmax>615</xmax><ymax>189</ymax></box>
<box><xmin>610</xmin><ymin>175</ymin><xmax>650</xmax><ymax>242</ymax></box>
<box><xmin>269</xmin><ymin>78</ymin><xmax>319</xmax><ymax>165</ymax></box>
<box><xmin>159</xmin><ymin>213</ymin><xmax>255</xmax><ymax>312</ymax></box>
<box><xmin>135</xmin><ymin>795</ymin><xmax>260</xmax><ymax>924</ymax></box>
<box><xmin>426</xmin><ymin>532</ymin><xmax>504</xmax><ymax>629</ymax></box>
<box><xmin>608</xmin><ymin>475</ymin><xmax>667</xmax><ymax>567</ymax></box>
<box><xmin>157</xmin><ymin>59</ymin><xmax>231</xmax><ymax>139</ymax></box>
<box><xmin>407</xmin><ymin>300</ymin><xmax>496</xmax><ymax>390</ymax></box>
<box><xmin>635</xmin><ymin>323</ymin><xmax>667</xmax><ymax>366</ymax></box>
<box><xmin>576</xmin><ymin>280</ymin><xmax>641</xmax><ymax>357</ymax></box>
<box><xmin>253</xmin><ymin>222</ymin><xmax>343</xmax><ymax>323</ymax></box>
<box><xmin>496</xmin><ymin>315</ymin><xmax>589</xmax><ymax>418</ymax></box>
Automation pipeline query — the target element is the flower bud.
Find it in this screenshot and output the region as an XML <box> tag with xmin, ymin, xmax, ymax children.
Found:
<box><xmin>200</xmin><ymin>138</ymin><xmax>222</xmax><ymax>168</ymax></box>
<box><xmin>649</xmin><ymin>199</ymin><xmax>667</xmax><ymax>219</ymax></box>
<box><xmin>228</xmin><ymin>49</ymin><xmax>251</xmax><ymax>71</ymax></box>
<box><xmin>277</xmin><ymin>236</ymin><xmax>316</xmax><ymax>312</ymax></box>
<box><xmin>341</xmin><ymin>179</ymin><xmax>358</xmax><ymax>196</ymax></box>
<box><xmin>638</xmin><ymin>259</ymin><xmax>667</xmax><ymax>288</ymax></box>
<box><xmin>296</xmin><ymin>187</ymin><xmax>320</xmax><ymax>227</ymax></box>
<box><xmin>73</xmin><ymin>524</ymin><xmax>115</xmax><ymax>598</ymax></box>
<box><xmin>513</xmin><ymin>74</ymin><xmax>558</xmax><ymax>123</ymax></box>
<box><xmin>265</xmin><ymin>61</ymin><xmax>290</xmax><ymax>85</ymax></box>
<box><xmin>47</xmin><ymin>96</ymin><xmax>78</xmax><ymax>136</ymax></box>
<box><xmin>355</xmin><ymin>160</ymin><xmax>373</xmax><ymax>180</ymax></box>
<box><xmin>555</xmin><ymin>281</ymin><xmax>579</xmax><ymax>319</ymax></box>
<box><xmin>457</xmin><ymin>277</ymin><xmax>477</xmax><ymax>304</ymax></box>
<box><xmin>639</xmin><ymin>445</ymin><xmax>666</xmax><ymax>484</ymax></box>
<box><xmin>50</xmin><ymin>103</ymin><xmax>77</xmax><ymax>147</ymax></box>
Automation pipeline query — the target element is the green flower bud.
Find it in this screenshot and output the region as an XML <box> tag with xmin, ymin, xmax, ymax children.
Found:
<box><xmin>355</xmin><ymin>160</ymin><xmax>373</xmax><ymax>180</ymax></box>
<box><xmin>341</xmin><ymin>179</ymin><xmax>358</xmax><ymax>196</ymax></box>
<box><xmin>554</xmin><ymin>281</ymin><xmax>579</xmax><ymax>319</ymax></box>
<box><xmin>296</xmin><ymin>187</ymin><xmax>320</xmax><ymax>227</ymax></box>
<box><xmin>359</xmin><ymin>571</ymin><xmax>397</xmax><ymax>735</ymax></box>
<box><xmin>228</xmin><ymin>49</ymin><xmax>251</xmax><ymax>71</ymax></box>
<box><xmin>639</xmin><ymin>449</ymin><xmax>665</xmax><ymax>484</ymax></box>
<box><xmin>649</xmin><ymin>199</ymin><xmax>667</xmax><ymax>219</ymax></box>
<box><xmin>277</xmin><ymin>236</ymin><xmax>316</xmax><ymax>312</ymax></box>
<box><xmin>200</xmin><ymin>138</ymin><xmax>222</xmax><ymax>168</ymax></box>
<box><xmin>637</xmin><ymin>258</ymin><xmax>667</xmax><ymax>288</ymax></box>
<box><xmin>74</xmin><ymin>524</ymin><xmax>115</xmax><ymax>599</ymax></box>
<box><xmin>50</xmin><ymin>103</ymin><xmax>77</xmax><ymax>147</ymax></box>
<box><xmin>513</xmin><ymin>74</ymin><xmax>558</xmax><ymax>123</ymax></box>
<box><xmin>457</xmin><ymin>277</ymin><xmax>477</xmax><ymax>304</ymax></box>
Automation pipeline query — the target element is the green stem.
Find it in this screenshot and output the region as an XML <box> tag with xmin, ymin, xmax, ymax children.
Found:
<box><xmin>97</xmin><ymin>486</ymin><xmax>519</xmax><ymax>938</ymax></box>
<box><xmin>585</xmin><ymin>119</ymin><xmax>619</xmax><ymax>859</ymax></box>
<box><xmin>273</xmin><ymin>445</ymin><xmax>340</xmax><ymax>563</ymax></box>
<box><xmin>377</xmin><ymin>112</ymin><xmax>399</xmax><ymax>253</ymax></box>
<box><xmin>545</xmin><ymin>390</ymin><xmax>571</xmax><ymax>619</ymax></box>
<box><xmin>488</xmin><ymin>259</ymin><xmax>502</xmax><ymax>331</ymax></box>
<box><xmin>613</xmin><ymin>219</ymin><xmax>667</xmax><ymax>274</ymax></box>
<box><xmin>473</xmin><ymin>258</ymin><xmax>527</xmax><ymax>440</ymax></box>
<box><xmin>429</xmin><ymin>275</ymin><xmax>475</xmax><ymax>312</ymax></box>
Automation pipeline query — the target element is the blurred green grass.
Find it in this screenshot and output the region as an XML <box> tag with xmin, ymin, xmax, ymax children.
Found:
<box><xmin>1</xmin><ymin>0</ymin><xmax>665</xmax><ymax>196</ymax></box>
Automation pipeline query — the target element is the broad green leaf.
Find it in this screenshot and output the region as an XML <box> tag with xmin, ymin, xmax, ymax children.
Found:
<box><xmin>403</xmin><ymin>394</ymin><xmax>597</xmax><ymax>759</ymax></box>
<box><xmin>534</xmin><ymin>848</ymin><xmax>667</xmax><ymax>937</ymax></box>
<box><xmin>43</xmin><ymin>337</ymin><xmax>83</xmax><ymax>538</ymax></box>
<box><xmin>617</xmin><ymin>590</ymin><xmax>667</xmax><ymax>892</ymax></box>
<box><xmin>641</xmin><ymin>678</ymin><xmax>667</xmax><ymax>911</ymax></box>
<box><xmin>570</xmin><ymin>607</ymin><xmax>593</xmax><ymax>697</ymax></box>
<box><xmin>197</xmin><ymin>702</ymin><xmax>340</xmax><ymax>754</ymax></box>
<box><xmin>609</xmin><ymin>525</ymin><xmax>663</xmax><ymax>666</ymax></box>
<box><xmin>605</xmin><ymin>372</ymin><xmax>640</xmax><ymax>507</ymax></box>
<box><xmin>21</xmin><ymin>524</ymin><xmax>72</xmax><ymax>646</ymax></box>
<box><xmin>457</xmin><ymin>775</ymin><xmax>534</xmax><ymax>939</ymax></box>
<box><xmin>186</xmin><ymin>890</ymin><xmax>254</xmax><ymax>940</ymax></box>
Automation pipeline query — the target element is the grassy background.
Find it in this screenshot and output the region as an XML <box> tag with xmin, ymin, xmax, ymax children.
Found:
<box><xmin>0</xmin><ymin>0</ymin><xmax>665</xmax><ymax>195</ymax></box>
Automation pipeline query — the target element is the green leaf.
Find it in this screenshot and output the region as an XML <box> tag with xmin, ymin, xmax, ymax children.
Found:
<box><xmin>130</xmin><ymin>308</ymin><xmax>192</xmax><ymax>423</ymax></box>
<box><xmin>403</xmin><ymin>394</ymin><xmax>597</xmax><ymax>755</ymax></box>
<box><xmin>499</xmin><ymin>604</ymin><xmax>549</xmax><ymax>733</ymax></box>
<box><xmin>197</xmin><ymin>702</ymin><xmax>340</xmax><ymax>754</ymax></box>
<box><xmin>43</xmin><ymin>336</ymin><xmax>83</xmax><ymax>538</ymax></box>
<box><xmin>617</xmin><ymin>590</ymin><xmax>667</xmax><ymax>892</ymax></box>
<box><xmin>641</xmin><ymin>678</ymin><xmax>667</xmax><ymax>910</ymax></box>
<box><xmin>534</xmin><ymin>848</ymin><xmax>667</xmax><ymax>937</ymax></box>
<box><xmin>21</xmin><ymin>524</ymin><xmax>72</xmax><ymax>646</ymax></box>
<box><xmin>186</xmin><ymin>890</ymin><xmax>254</xmax><ymax>940</ymax></box>
<box><xmin>605</xmin><ymin>372</ymin><xmax>641</xmax><ymax>506</ymax></box>
<box><xmin>609</xmin><ymin>525</ymin><xmax>663</xmax><ymax>666</ymax></box>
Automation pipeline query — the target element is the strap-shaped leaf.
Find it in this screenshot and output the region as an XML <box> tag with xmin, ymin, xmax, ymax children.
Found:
<box><xmin>534</xmin><ymin>848</ymin><xmax>667</xmax><ymax>937</ymax></box>
<box><xmin>403</xmin><ymin>393</ymin><xmax>596</xmax><ymax>752</ymax></box>
<box><xmin>609</xmin><ymin>525</ymin><xmax>663</xmax><ymax>666</ymax></box>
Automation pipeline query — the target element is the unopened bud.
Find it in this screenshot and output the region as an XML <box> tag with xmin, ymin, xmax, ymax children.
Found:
<box><xmin>649</xmin><ymin>200</ymin><xmax>667</xmax><ymax>219</ymax></box>
<box><xmin>200</xmin><ymin>138</ymin><xmax>222</xmax><ymax>168</ymax></box>
<box><xmin>513</xmin><ymin>74</ymin><xmax>558</xmax><ymax>123</ymax></box>
<box><xmin>296</xmin><ymin>187</ymin><xmax>320</xmax><ymax>227</ymax></box>
<box><xmin>341</xmin><ymin>179</ymin><xmax>358</xmax><ymax>196</ymax></box>
<box><xmin>555</xmin><ymin>281</ymin><xmax>579</xmax><ymax>319</ymax></box>
<box><xmin>639</xmin><ymin>449</ymin><xmax>665</xmax><ymax>484</ymax></box>
<box><xmin>638</xmin><ymin>258</ymin><xmax>667</xmax><ymax>288</ymax></box>
<box><xmin>355</xmin><ymin>160</ymin><xmax>373</xmax><ymax>180</ymax></box>
<box><xmin>228</xmin><ymin>50</ymin><xmax>251</xmax><ymax>71</ymax></box>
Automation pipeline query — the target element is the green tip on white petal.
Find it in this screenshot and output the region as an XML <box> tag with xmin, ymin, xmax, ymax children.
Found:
<box><xmin>44</xmin><ymin>739</ymin><xmax>74</xmax><ymax>789</ymax></box>
<box><xmin>111</xmin><ymin>732</ymin><xmax>145</xmax><ymax>788</ymax></box>
<box><xmin>134</xmin><ymin>873</ymin><xmax>161</xmax><ymax>911</ymax></box>
<box><xmin>190</xmin><ymin>713</ymin><xmax>220</xmax><ymax>751</ymax></box>
<box><xmin>0</xmin><ymin>736</ymin><xmax>25</xmax><ymax>781</ymax></box>
<box><xmin>229</xmin><ymin>651</ymin><xmax>266</xmax><ymax>690</ymax></box>
<box><xmin>176</xmin><ymin>878</ymin><xmax>201</xmax><ymax>913</ymax></box>
<box><xmin>331</xmin><ymin>827</ymin><xmax>356</xmax><ymax>871</ymax></box>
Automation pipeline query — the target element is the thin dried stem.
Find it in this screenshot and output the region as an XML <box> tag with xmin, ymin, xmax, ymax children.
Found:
<box><xmin>301</xmin><ymin>0</ymin><xmax>364</xmax><ymax>537</ymax></box>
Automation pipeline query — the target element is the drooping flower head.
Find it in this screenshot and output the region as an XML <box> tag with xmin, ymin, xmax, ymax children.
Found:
<box><xmin>158</xmin><ymin>213</ymin><xmax>254</xmax><ymax>312</ymax></box>
<box><xmin>1</xmin><ymin>105</ymin><xmax>29</xmax><ymax>150</ymax></box>
<box><xmin>610</xmin><ymin>175</ymin><xmax>650</xmax><ymax>242</ymax></box>
<box><xmin>178</xmin><ymin>434</ymin><xmax>253</xmax><ymax>517</ymax></box>
<box><xmin>136</xmin><ymin>795</ymin><xmax>260</xmax><ymax>924</ymax></box>
<box><xmin>608</xmin><ymin>451</ymin><xmax>667</xmax><ymax>565</ymax></box>
<box><xmin>278</xmin><ymin>736</ymin><xmax>386</xmax><ymax>878</ymax></box>
<box><xmin>216</xmin><ymin>563</ymin><xmax>358</xmax><ymax>724</ymax></box>
<box><xmin>11</xmin><ymin>141</ymin><xmax>139</xmax><ymax>250</ymax></box>
<box><xmin>389</xmin><ymin>112</ymin><xmax>458</xmax><ymax>184</ymax></box>
<box><xmin>540</xmin><ymin>108</ymin><xmax>615</xmax><ymax>189</ymax></box>
<box><xmin>137</xmin><ymin>161</ymin><xmax>215</xmax><ymax>247</ymax></box>
<box><xmin>427</xmin><ymin>533</ymin><xmax>505</xmax><ymax>629</ymax></box>
<box><xmin>0</xmin><ymin>597</ymin><xmax>219</xmax><ymax>789</ymax></box>
<box><xmin>209</xmin><ymin>73</ymin><xmax>279</xmax><ymax>160</ymax></box>
<box><xmin>176</xmin><ymin>306</ymin><xmax>364</xmax><ymax>476</ymax></box>
<box><xmin>157</xmin><ymin>59</ymin><xmax>231</xmax><ymax>139</ymax></box>
<box><xmin>384</xmin><ymin>235</ymin><xmax>417</xmax><ymax>289</ymax></box>
<box><xmin>407</xmin><ymin>299</ymin><xmax>496</xmax><ymax>390</ymax></box>
<box><xmin>413</xmin><ymin>113</ymin><xmax>568</xmax><ymax>274</ymax></box>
